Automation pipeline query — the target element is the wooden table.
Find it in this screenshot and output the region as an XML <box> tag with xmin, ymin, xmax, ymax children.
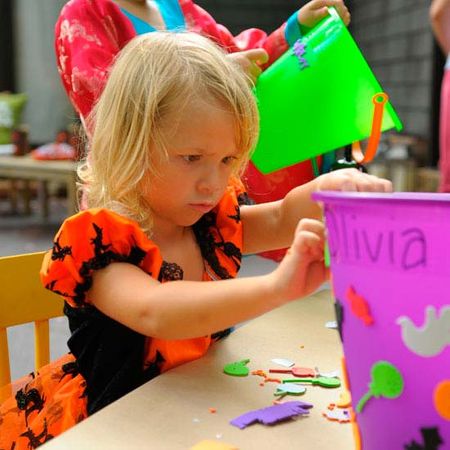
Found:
<box><xmin>0</xmin><ymin>155</ymin><xmax>78</xmax><ymax>217</ymax></box>
<box><xmin>42</xmin><ymin>289</ymin><xmax>355</xmax><ymax>450</ymax></box>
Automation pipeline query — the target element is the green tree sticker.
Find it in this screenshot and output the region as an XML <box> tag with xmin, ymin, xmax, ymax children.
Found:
<box><xmin>356</xmin><ymin>361</ymin><xmax>404</xmax><ymax>413</ymax></box>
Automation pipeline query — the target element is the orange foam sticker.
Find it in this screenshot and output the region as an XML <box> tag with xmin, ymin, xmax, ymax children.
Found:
<box><xmin>434</xmin><ymin>380</ymin><xmax>450</xmax><ymax>420</ymax></box>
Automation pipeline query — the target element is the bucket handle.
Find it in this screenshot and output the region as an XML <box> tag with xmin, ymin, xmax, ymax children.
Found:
<box><xmin>351</xmin><ymin>93</ymin><xmax>388</xmax><ymax>164</ymax></box>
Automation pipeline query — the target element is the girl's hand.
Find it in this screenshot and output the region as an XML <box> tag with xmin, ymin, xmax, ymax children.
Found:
<box><xmin>297</xmin><ymin>0</ymin><xmax>351</xmax><ymax>28</ymax></box>
<box><xmin>270</xmin><ymin>218</ymin><xmax>329</xmax><ymax>301</ymax></box>
<box><xmin>315</xmin><ymin>168</ymin><xmax>392</xmax><ymax>193</ymax></box>
<box><xmin>227</xmin><ymin>49</ymin><xmax>269</xmax><ymax>84</ymax></box>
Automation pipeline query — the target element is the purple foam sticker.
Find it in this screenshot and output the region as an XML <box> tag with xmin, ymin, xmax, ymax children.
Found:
<box><xmin>230</xmin><ymin>401</ymin><xmax>313</xmax><ymax>429</ymax></box>
<box><xmin>293</xmin><ymin>39</ymin><xmax>309</xmax><ymax>70</ymax></box>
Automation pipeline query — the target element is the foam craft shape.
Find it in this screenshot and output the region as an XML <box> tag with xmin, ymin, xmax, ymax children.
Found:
<box><xmin>270</xmin><ymin>366</ymin><xmax>316</xmax><ymax>377</ymax></box>
<box><xmin>356</xmin><ymin>360</ymin><xmax>404</xmax><ymax>413</ymax></box>
<box><xmin>252</xmin><ymin>8</ymin><xmax>402</xmax><ymax>174</ymax></box>
<box><xmin>223</xmin><ymin>359</ymin><xmax>250</xmax><ymax>376</ymax></box>
<box><xmin>229</xmin><ymin>401</ymin><xmax>313</xmax><ymax>429</ymax></box>
<box><xmin>275</xmin><ymin>384</ymin><xmax>307</xmax><ymax>396</ymax></box>
<box><xmin>313</xmin><ymin>191</ymin><xmax>450</xmax><ymax>450</ymax></box>
<box><xmin>283</xmin><ymin>376</ymin><xmax>341</xmax><ymax>388</ymax></box>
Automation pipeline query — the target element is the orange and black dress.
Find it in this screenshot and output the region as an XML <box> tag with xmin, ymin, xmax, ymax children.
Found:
<box><xmin>0</xmin><ymin>185</ymin><xmax>246</xmax><ymax>449</ymax></box>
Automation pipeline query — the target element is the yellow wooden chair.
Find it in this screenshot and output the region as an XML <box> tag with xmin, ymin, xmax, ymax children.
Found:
<box><xmin>0</xmin><ymin>251</ymin><xmax>64</xmax><ymax>387</ymax></box>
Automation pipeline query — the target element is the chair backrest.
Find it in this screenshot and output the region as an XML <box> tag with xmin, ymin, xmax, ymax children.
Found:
<box><xmin>0</xmin><ymin>251</ymin><xmax>64</xmax><ymax>387</ymax></box>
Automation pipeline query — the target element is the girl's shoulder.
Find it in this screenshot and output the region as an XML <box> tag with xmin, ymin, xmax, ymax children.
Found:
<box><xmin>61</xmin><ymin>207</ymin><xmax>143</xmax><ymax>230</ymax></box>
<box><xmin>41</xmin><ymin>208</ymin><xmax>163</xmax><ymax>308</ymax></box>
<box><xmin>60</xmin><ymin>208</ymin><xmax>149</xmax><ymax>242</ymax></box>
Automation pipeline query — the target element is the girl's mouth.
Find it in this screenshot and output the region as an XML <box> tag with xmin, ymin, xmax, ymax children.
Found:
<box><xmin>188</xmin><ymin>203</ymin><xmax>214</xmax><ymax>213</ymax></box>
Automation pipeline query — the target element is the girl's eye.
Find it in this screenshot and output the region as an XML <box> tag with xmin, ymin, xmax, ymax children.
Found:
<box><xmin>222</xmin><ymin>156</ymin><xmax>237</xmax><ymax>165</ymax></box>
<box><xmin>182</xmin><ymin>155</ymin><xmax>201</xmax><ymax>163</ymax></box>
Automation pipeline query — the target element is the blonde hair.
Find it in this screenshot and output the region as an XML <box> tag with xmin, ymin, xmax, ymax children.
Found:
<box><xmin>79</xmin><ymin>31</ymin><xmax>259</xmax><ymax>232</ymax></box>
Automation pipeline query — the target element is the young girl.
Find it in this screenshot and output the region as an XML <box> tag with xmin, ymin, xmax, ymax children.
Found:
<box><xmin>0</xmin><ymin>31</ymin><xmax>389</xmax><ymax>449</ymax></box>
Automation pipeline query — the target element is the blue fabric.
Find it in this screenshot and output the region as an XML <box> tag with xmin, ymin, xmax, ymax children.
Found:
<box><xmin>321</xmin><ymin>151</ymin><xmax>336</xmax><ymax>174</ymax></box>
<box><xmin>121</xmin><ymin>0</ymin><xmax>185</xmax><ymax>35</ymax></box>
<box><xmin>285</xmin><ymin>11</ymin><xmax>302</xmax><ymax>47</ymax></box>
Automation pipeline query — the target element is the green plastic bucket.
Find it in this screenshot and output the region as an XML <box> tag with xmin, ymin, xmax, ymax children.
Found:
<box><xmin>252</xmin><ymin>8</ymin><xmax>403</xmax><ymax>174</ymax></box>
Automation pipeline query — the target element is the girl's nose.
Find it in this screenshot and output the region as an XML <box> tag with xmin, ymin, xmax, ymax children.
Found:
<box><xmin>197</xmin><ymin>170</ymin><xmax>221</xmax><ymax>195</ymax></box>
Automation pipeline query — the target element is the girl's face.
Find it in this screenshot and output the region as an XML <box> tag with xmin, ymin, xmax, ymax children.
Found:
<box><xmin>144</xmin><ymin>98</ymin><xmax>240</xmax><ymax>234</ymax></box>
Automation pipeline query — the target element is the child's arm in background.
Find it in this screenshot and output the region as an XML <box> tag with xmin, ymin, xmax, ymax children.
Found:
<box><xmin>187</xmin><ymin>0</ymin><xmax>350</xmax><ymax>71</ymax></box>
<box><xmin>89</xmin><ymin>219</ymin><xmax>326</xmax><ymax>340</ymax></box>
<box><xmin>225</xmin><ymin>0</ymin><xmax>351</xmax><ymax>83</ymax></box>
<box><xmin>297</xmin><ymin>0</ymin><xmax>350</xmax><ymax>29</ymax></box>
<box><xmin>430</xmin><ymin>0</ymin><xmax>450</xmax><ymax>55</ymax></box>
<box><xmin>241</xmin><ymin>168</ymin><xmax>392</xmax><ymax>255</ymax></box>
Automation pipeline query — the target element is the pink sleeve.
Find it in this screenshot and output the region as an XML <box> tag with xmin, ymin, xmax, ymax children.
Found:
<box><xmin>55</xmin><ymin>0</ymin><xmax>136</xmax><ymax>122</ymax></box>
<box><xmin>180</xmin><ymin>0</ymin><xmax>289</xmax><ymax>67</ymax></box>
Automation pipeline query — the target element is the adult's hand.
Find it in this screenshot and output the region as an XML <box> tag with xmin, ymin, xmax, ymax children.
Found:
<box><xmin>227</xmin><ymin>48</ymin><xmax>269</xmax><ymax>84</ymax></box>
<box><xmin>297</xmin><ymin>0</ymin><xmax>351</xmax><ymax>28</ymax></box>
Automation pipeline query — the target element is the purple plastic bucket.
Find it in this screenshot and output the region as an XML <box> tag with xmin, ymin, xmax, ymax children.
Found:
<box><xmin>313</xmin><ymin>191</ymin><xmax>450</xmax><ymax>450</ymax></box>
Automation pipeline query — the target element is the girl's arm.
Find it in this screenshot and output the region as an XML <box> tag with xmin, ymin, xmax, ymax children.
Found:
<box><xmin>241</xmin><ymin>168</ymin><xmax>392</xmax><ymax>255</ymax></box>
<box><xmin>88</xmin><ymin>219</ymin><xmax>327</xmax><ymax>340</ymax></box>
<box><xmin>430</xmin><ymin>0</ymin><xmax>450</xmax><ymax>55</ymax></box>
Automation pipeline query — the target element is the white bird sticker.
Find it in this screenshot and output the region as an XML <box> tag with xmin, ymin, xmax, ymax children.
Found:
<box><xmin>397</xmin><ymin>306</ymin><xmax>450</xmax><ymax>357</ymax></box>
